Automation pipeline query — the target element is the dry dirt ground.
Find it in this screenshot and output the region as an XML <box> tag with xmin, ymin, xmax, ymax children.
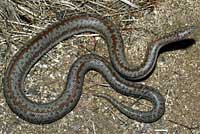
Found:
<box><xmin>0</xmin><ymin>0</ymin><xmax>200</xmax><ymax>134</ymax></box>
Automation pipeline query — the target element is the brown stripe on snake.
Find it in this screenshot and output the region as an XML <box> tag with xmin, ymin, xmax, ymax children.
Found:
<box><xmin>3</xmin><ymin>13</ymin><xmax>195</xmax><ymax>124</ymax></box>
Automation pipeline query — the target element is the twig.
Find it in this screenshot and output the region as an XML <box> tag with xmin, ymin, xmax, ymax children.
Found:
<box><xmin>17</xmin><ymin>4</ymin><xmax>36</xmax><ymax>17</ymax></box>
<box><xmin>168</xmin><ymin>119</ymin><xmax>200</xmax><ymax>132</ymax></box>
<box><xmin>119</xmin><ymin>0</ymin><xmax>139</xmax><ymax>9</ymax></box>
<box><xmin>91</xmin><ymin>121</ymin><xmax>96</xmax><ymax>134</ymax></box>
<box><xmin>88</xmin><ymin>0</ymin><xmax>117</xmax><ymax>12</ymax></box>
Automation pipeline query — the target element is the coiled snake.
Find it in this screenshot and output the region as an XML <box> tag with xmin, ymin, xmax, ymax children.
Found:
<box><xmin>3</xmin><ymin>14</ymin><xmax>195</xmax><ymax>124</ymax></box>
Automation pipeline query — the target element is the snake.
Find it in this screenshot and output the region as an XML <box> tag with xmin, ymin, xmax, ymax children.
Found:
<box><xmin>2</xmin><ymin>13</ymin><xmax>195</xmax><ymax>124</ymax></box>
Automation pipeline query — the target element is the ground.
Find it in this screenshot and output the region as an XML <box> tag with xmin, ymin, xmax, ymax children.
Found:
<box><xmin>0</xmin><ymin>0</ymin><xmax>200</xmax><ymax>134</ymax></box>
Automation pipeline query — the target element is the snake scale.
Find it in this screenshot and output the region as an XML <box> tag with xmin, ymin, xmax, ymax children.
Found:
<box><xmin>3</xmin><ymin>14</ymin><xmax>195</xmax><ymax>124</ymax></box>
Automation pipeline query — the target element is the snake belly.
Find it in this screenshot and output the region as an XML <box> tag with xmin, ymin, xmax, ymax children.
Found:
<box><xmin>3</xmin><ymin>13</ymin><xmax>195</xmax><ymax>124</ymax></box>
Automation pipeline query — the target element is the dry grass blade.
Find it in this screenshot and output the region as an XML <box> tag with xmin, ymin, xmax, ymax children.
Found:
<box><xmin>119</xmin><ymin>0</ymin><xmax>140</xmax><ymax>9</ymax></box>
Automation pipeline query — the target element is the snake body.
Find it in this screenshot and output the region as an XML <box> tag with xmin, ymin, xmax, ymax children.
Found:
<box><xmin>3</xmin><ymin>14</ymin><xmax>195</xmax><ymax>124</ymax></box>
